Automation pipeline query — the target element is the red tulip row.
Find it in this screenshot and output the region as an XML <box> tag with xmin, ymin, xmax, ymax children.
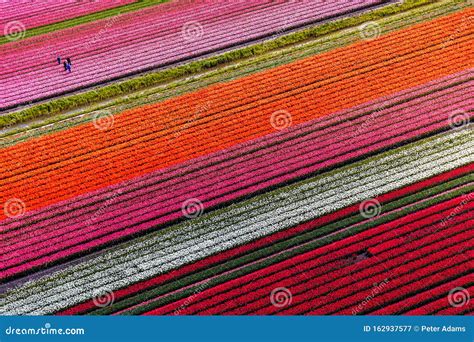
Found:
<box><xmin>216</xmin><ymin>222</ymin><xmax>473</xmax><ymax>315</ymax></box>
<box><xmin>309</xmin><ymin>247</ymin><xmax>471</xmax><ymax>315</ymax></box>
<box><xmin>141</xmin><ymin>197</ymin><xmax>471</xmax><ymax>315</ymax></box>
<box><xmin>145</xmin><ymin>225</ymin><xmax>471</xmax><ymax>314</ymax></box>
<box><xmin>275</xmin><ymin>228</ymin><xmax>471</xmax><ymax>315</ymax></box>
<box><xmin>370</xmin><ymin>274</ymin><xmax>473</xmax><ymax>315</ymax></box>
<box><xmin>57</xmin><ymin>165</ymin><xmax>472</xmax><ymax>315</ymax></box>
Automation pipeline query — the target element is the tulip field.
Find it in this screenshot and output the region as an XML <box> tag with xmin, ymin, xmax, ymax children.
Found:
<box><xmin>0</xmin><ymin>0</ymin><xmax>136</xmax><ymax>33</ymax></box>
<box><xmin>0</xmin><ymin>0</ymin><xmax>472</xmax><ymax>317</ymax></box>
<box><xmin>0</xmin><ymin>0</ymin><xmax>383</xmax><ymax>108</ymax></box>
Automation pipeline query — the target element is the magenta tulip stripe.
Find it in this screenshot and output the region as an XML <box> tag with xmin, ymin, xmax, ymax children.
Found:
<box><xmin>0</xmin><ymin>0</ymin><xmax>473</xmax><ymax>316</ymax></box>
<box><xmin>0</xmin><ymin>0</ymin><xmax>136</xmax><ymax>33</ymax></box>
<box><xmin>0</xmin><ymin>0</ymin><xmax>384</xmax><ymax>109</ymax></box>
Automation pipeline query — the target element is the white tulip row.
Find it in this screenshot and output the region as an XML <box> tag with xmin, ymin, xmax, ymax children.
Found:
<box><xmin>1</xmin><ymin>128</ymin><xmax>472</xmax><ymax>315</ymax></box>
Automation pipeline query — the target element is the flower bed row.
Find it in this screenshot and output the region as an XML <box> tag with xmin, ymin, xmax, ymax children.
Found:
<box><xmin>258</xmin><ymin>226</ymin><xmax>471</xmax><ymax>315</ymax></box>
<box><xmin>97</xmin><ymin>180</ymin><xmax>473</xmax><ymax>316</ymax></box>
<box><xmin>371</xmin><ymin>274</ymin><xmax>472</xmax><ymax>314</ymax></box>
<box><xmin>0</xmin><ymin>0</ymin><xmax>171</xmax><ymax>45</ymax></box>
<box><xmin>2</xmin><ymin>124</ymin><xmax>470</xmax><ymax>280</ymax></box>
<box><xmin>0</xmin><ymin>0</ymin><xmax>441</xmax><ymax>130</ymax></box>
<box><xmin>407</xmin><ymin>284</ymin><xmax>474</xmax><ymax>315</ymax></box>
<box><xmin>141</xmin><ymin>200</ymin><xmax>472</xmax><ymax>314</ymax></box>
<box><xmin>3</xmin><ymin>65</ymin><xmax>468</xmax><ymax>232</ymax></box>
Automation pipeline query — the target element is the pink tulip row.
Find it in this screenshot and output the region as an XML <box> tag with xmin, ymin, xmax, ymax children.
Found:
<box><xmin>0</xmin><ymin>0</ymin><xmax>381</xmax><ymax>108</ymax></box>
<box><xmin>0</xmin><ymin>1</ymin><xmax>265</xmax><ymax>66</ymax></box>
<box><xmin>0</xmin><ymin>0</ymin><xmax>206</xmax><ymax>58</ymax></box>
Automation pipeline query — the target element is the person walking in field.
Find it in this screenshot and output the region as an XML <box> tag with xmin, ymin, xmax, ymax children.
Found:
<box><xmin>66</xmin><ymin>62</ymin><xmax>72</xmax><ymax>73</ymax></box>
<box><xmin>66</xmin><ymin>57</ymin><xmax>71</xmax><ymax>65</ymax></box>
<box><xmin>57</xmin><ymin>56</ymin><xmax>61</xmax><ymax>64</ymax></box>
<box><xmin>63</xmin><ymin>61</ymin><xmax>68</xmax><ymax>71</ymax></box>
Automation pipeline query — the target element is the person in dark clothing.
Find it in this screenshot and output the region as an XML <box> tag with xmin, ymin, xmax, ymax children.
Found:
<box><xmin>66</xmin><ymin>57</ymin><xmax>71</xmax><ymax>65</ymax></box>
<box><xmin>63</xmin><ymin>61</ymin><xmax>68</xmax><ymax>71</ymax></box>
<box><xmin>57</xmin><ymin>56</ymin><xmax>61</xmax><ymax>64</ymax></box>
<box><xmin>66</xmin><ymin>63</ymin><xmax>71</xmax><ymax>73</ymax></box>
